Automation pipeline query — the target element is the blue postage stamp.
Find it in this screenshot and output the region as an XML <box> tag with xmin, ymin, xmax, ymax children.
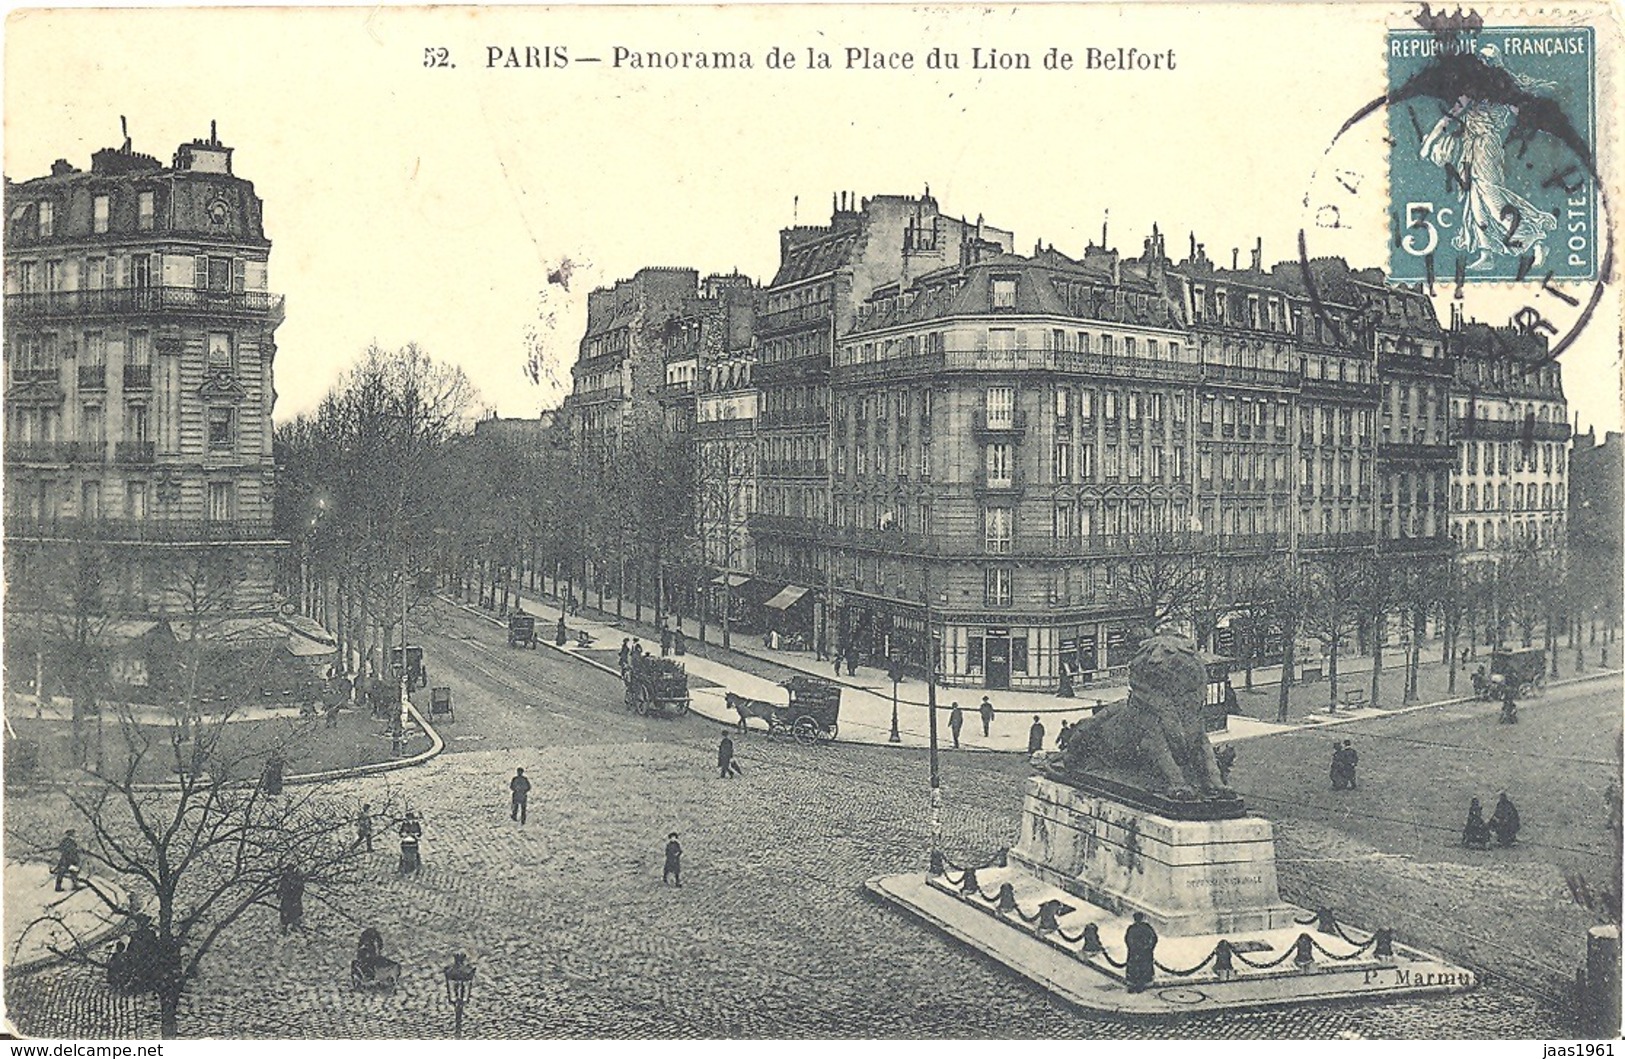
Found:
<box><xmin>1387</xmin><ymin>24</ymin><xmax>1598</xmax><ymax>284</ymax></box>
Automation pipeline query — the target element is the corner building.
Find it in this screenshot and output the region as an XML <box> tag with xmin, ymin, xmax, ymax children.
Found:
<box><xmin>3</xmin><ymin>132</ymin><xmax>287</xmax><ymax>621</ymax></box>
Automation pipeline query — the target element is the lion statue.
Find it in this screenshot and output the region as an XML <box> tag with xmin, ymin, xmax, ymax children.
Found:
<box><xmin>1039</xmin><ymin>634</ymin><xmax>1233</xmax><ymax>802</ymax></box>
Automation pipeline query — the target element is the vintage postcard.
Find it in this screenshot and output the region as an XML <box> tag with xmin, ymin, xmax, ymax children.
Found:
<box><xmin>2</xmin><ymin>1</ymin><xmax>1622</xmax><ymax>1046</ymax></box>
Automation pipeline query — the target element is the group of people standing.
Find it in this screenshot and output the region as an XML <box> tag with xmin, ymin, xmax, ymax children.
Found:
<box><xmin>1463</xmin><ymin>793</ymin><xmax>1521</xmax><ymax>849</ymax></box>
<box><xmin>1329</xmin><ymin>740</ymin><xmax>1360</xmax><ymax>790</ymax></box>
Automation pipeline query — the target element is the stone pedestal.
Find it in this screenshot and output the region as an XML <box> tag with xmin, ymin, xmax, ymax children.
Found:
<box><xmin>1007</xmin><ymin>776</ymin><xmax>1299</xmax><ymax>935</ymax></box>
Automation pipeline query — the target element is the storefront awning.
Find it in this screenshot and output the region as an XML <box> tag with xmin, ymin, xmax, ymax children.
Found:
<box><xmin>764</xmin><ymin>585</ymin><xmax>810</xmax><ymax>610</ymax></box>
<box><xmin>710</xmin><ymin>574</ymin><xmax>751</xmax><ymax>588</ymax></box>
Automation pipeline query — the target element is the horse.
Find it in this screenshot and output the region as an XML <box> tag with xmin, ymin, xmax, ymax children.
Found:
<box><xmin>725</xmin><ymin>691</ymin><xmax>779</xmax><ymax>732</ymax></box>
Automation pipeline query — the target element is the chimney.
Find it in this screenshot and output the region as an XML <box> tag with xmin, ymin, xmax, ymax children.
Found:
<box><xmin>1231</xmin><ymin>248</ymin><xmax>1239</xmax><ymax>271</ymax></box>
<box><xmin>1189</xmin><ymin>231</ymin><xmax>1197</xmax><ymax>260</ymax></box>
<box><xmin>1251</xmin><ymin>237</ymin><xmax>1262</xmax><ymax>272</ymax></box>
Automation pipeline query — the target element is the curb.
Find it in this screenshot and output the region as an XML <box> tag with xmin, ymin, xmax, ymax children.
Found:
<box><xmin>6</xmin><ymin>876</ymin><xmax>132</xmax><ymax>977</ymax></box>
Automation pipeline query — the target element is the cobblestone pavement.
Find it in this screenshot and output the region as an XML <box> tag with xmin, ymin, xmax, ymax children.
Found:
<box><xmin>5</xmin><ymin>735</ymin><xmax>1571</xmax><ymax>1039</ymax></box>
<box><xmin>2</xmin><ymin>600</ymin><xmax>1598</xmax><ymax>1039</ymax></box>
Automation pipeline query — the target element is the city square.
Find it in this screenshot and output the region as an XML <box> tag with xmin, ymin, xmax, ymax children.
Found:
<box><xmin>3</xmin><ymin>3</ymin><xmax>1623</xmax><ymax>1043</ymax></box>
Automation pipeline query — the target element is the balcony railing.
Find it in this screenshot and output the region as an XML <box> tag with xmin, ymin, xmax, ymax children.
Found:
<box><xmin>1300</xmin><ymin>531</ymin><xmax>1377</xmax><ymax>550</ymax></box>
<box><xmin>9</xmin><ymin>366</ymin><xmax>61</xmax><ymax>384</ymax></box>
<box><xmin>758</xmin><ymin>301</ymin><xmax>832</xmax><ymax>332</ymax></box>
<box><xmin>123</xmin><ymin>363</ymin><xmax>153</xmax><ymax>390</ymax></box>
<box><xmin>657</xmin><ymin>380</ymin><xmax>694</xmax><ymax>399</ymax></box>
<box><xmin>1379</xmin><ymin>533</ymin><xmax>1456</xmax><ymax>554</ymax></box>
<box><xmin>6</xmin><ymin>287</ymin><xmax>285</xmax><ymax>319</ymax></box>
<box><xmin>1457</xmin><ymin>418</ymin><xmax>1572</xmax><ymax>442</ymax></box>
<box><xmin>971</xmin><ymin>410</ymin><xmax>1028</xmax><ymax>438</ymax></box>
<box><xmin>1301</xmin><ymin>375</ymin><xmax>1381</xmax><ymax>401</ymax></box>
<box><xmin>78</xmin><ymin>364</ymin><xmax>108</xmax><ymax>390</ymax></box>
<box><xmin>1377</xmin><ymin>440</ymin><xmax>1455</xmax><ymax>464</ymax></box>
<box><xmin>746</xmin><ymin>512</ymin><xmax>826</xmax><ymax>540</ymax></box>
<box><xmin>1200</xmin><ymin>362</ymin><xmax>1302</xmax><ymax>389</ymax></box>
<box><xmin>114</xmin><ymin>440</ymin><xmax>156</xmax><ymax>464</ymax></box>
<box><xmin>758</xmin><ymin>406</ymin><xmax>830</xmax><ymax>427</ymax></box>
<box><xmin>5</xmin><ymin>441</ymin><xmax>82</xmax><ymax>463</ymax></box>
<box><xmin>4</xmin><ymin>516</ymin><xmax>280</xmax><ymax>543</ymax></box>
<box><xmin>973</xmin><ymin>469</ymin><xmax>1025</xmax><ymax>496</ymax></box>
<box><xmin>1378</xmin><ymin>350</ymin><xmax>1453</xmax><ymax>378</ymax></box>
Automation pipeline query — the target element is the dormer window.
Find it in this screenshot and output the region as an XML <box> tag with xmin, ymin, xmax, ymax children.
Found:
<box><xmin>138</xmin><ymin>191</ymin><xmax>155</xmax><ymax>230</ymax></box>
<box><xmin>37</xmin><ymin>201</ymin><xmax>53</xmax><ymax>238</ymax></box>
<box><xmin>93</xmin><ymin>195</ymin><xmax>110</xmax><ymax>234</ymax></box>
<box><xmin>992</xmin><ymin>277</ymin><xmax>1017</xmax><ymax>310</ymax></box>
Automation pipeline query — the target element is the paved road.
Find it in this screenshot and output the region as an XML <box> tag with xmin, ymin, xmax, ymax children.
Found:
<box><xmin>3</xmin><ymin>600</ymin><xmax>1596</xmax><ymax>1039</ymax></box>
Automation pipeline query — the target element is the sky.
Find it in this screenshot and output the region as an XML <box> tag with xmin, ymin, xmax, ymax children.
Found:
<box><xmin>5</xmin><ymin>3</ymin><xmax>1621</xmax><ymax>433</ymax></box>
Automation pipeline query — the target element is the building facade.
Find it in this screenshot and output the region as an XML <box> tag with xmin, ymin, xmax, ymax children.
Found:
<box><xmin>750</xmin><ymin>192</ymin><xmax>1014</xmax><ymax>650</ymax></box>
<box><xmin>1448</xmin><ymin>321</ymin><xmax>1571</xmax><ymax>559</ymax></box>
<box><xmin>4</xmin><ymin>131</ymin><xmax>287</xmax><ymax>619</ymax></box>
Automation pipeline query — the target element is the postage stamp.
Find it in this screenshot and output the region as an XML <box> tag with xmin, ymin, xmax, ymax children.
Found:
<box><xmin>1387</xmin><ymin>24</ymin><xmax>1599</xmax><ymax>285</ymax></box>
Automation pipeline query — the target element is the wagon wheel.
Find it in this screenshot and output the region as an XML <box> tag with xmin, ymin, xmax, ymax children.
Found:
<box><xmin>792</xmin><ymin>716</ymin><xmax>819</xmax><ymax>746</ymax></box>
<box><xmin>634</xmin><ymin>687</ymin><xmax>651</xmax><ymax>717</ymax></box>
<box><xmin>825</xmin><ymin>722</ymin><xmax>838</xmax><ymax>741</ymax></box>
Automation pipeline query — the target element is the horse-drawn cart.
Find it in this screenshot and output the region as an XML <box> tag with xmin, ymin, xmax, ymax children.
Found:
<box><xmin>624</xmin><ymin>654</ymin><xmax>689</xmax><ymax>718</ymax></box>
<box><xmin>1473</xmin><ymin>647</ymin><xmax>1547</xmax><ymax>701</ymax></box>
<box><xmin>430</xmin><ymin>686</ymin><xmax>455</xmax><ymax>723</ymax></box>
<box><xmin>726</xmin><ymin>676</ymin><xmax>841</xmax><ymax>745</ymax></box>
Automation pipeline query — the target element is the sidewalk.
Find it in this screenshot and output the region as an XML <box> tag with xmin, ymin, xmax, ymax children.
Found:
<box><xmin>4</xmin><ymin>860</ymin><xmax>129</xmax><ymax>974</ymax></box>
<box><xmin>461</xmin><ymin>584</ymin><xmax>1620</xmax><ymax>752</ymax></box>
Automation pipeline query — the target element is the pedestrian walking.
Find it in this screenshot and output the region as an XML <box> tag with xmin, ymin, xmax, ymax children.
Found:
<box><xmin>1124</xmin><ymin>912</ymin><xmax>1158</xmax><ymax>993</ymax></box>
<box><xmin>1341</xmin><ymin>740</ymin><xmax>1358</xmax><ymax>788</ymax></box>
<box><xmin>661</xmin><ymin>627</ymin><xmax>672</xmax><ymax>657</ymax></box>
<box><xmin>1462</xmin><ymin>797</ymin><xmax>1491</xmax><ymax>849</ymax></box>
<box><xmin>1500</xmin><ymin>680</ymin><xmax>1519</xmax><ymax>724</ymax></box>
<box><xmin>357</xmin><ymin>803</ymin><xmax>374</xmax><ymax>853</ymax></box>
<box><xmin>1214</xmin><ymin>743</ymin><xmax>1237</xmax><ymax>784</ymax></box>
<box><xmin>948</xmin><ymin>702</ymin><xmax>964</xmax><ymax>748</ymax></box>
<box><xmin>1027</xmin><ymin>715</ymin><xmax>1046</xmax><ymax>754</ymax></box>
<box><xmin>52</xmin><ymin>830</ymin><xmax>81</xmax><ymax>892</ymax></box>
<box><xmin>718</xmin><ymin>732</ymin><xmax>743</xmax><ymax>778</ymax></box>
<box><xmin>1058</xmin><ymin>664</ymin><xmax>1075</xmax><ymax>699</ymax></box>
<box><xmin>277</xmin><ymin>865</ymin><xmax>305</xmax><ymax>934</ymax></box>
<box><xmin>847</xmin><ymin>651</ymin><xmax>858</xmax><ymax>677</ymax></box>
<box><xmin>1330</xmin><ymin>741</ymin><xmax>1351</xmax><ymax>790</ymax></box>
<box><xmin>619</xmin><ymin>638</ymin><xmax>632</xmax><ymax>672</ymax></box>
<box><xmin>1488</xmin><ymin>792</ymin><xmax>1521</xmax><ymax>847</ymax></box>
<box><xmin>979</xmin><ymin>696</ymin><xmax>995</xmax><ymax>738</ymax></box>
<box><xmin>1057</xmin><ymin>720</ymin><xmax>1072</xmax><ymax>751</ymax></box>
<box><xmin>674</xmin><ymin>628</ymin><xmax>687</xmax><ymax>656</ymax></box>
<box><xmin>262</xmin><ymin>751</ymin><xmax>286</xmax><ymax>796</ymax></box>
<box><xmin>399</xmin><ymin>810</ymin><xmax>423</xmax><ymax>875</ymax></box>
<box><xmin>662</xmin><ymin>832</ymin><xmax>683</xmax><ymax>886</ymax></box>
<box><xmin>832</xmin><ymin>648</ymin><xmax>844</xmax><ymax>676</ymax></box>
<box><xmin>509</xmin><ymin>767</ymin><xmax>532</xmax><ymax>824</ymax></box>
<box><xmin>556</xmin><ymin>616</ymin><xmax>568</xmax><ymax>646</ymax></box>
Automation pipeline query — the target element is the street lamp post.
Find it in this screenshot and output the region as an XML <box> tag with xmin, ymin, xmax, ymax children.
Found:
<box><xmin>443</xmin><ymin>952</ymin><xmax>476</xmax><ymax>1038</ymax></box>
<box><xmin>927</xmin><ymin>614</ymin><xmax>943</xmax><ymax>875</ymax></box>
<box><xmin>888</xmin><ymin>655</ymin><xmax>902</xmax><ymax>743</ymax></box>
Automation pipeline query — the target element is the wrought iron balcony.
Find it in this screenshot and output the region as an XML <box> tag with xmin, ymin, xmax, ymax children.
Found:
<box><xmin>6</xmin><ymin>286</ymin><xmax>284</xmax><ymax>320</ymax></box>
<box><xmin>1377</xmin><ymin>440</ymin><xmax>1455</xmax><ymax>464</ymax></box>
<box><xmin>78</xmin><ymin>363</ymin><xmax>108</xmax><ymax>390</ymax></box>
<box><xmin>973</xmin><ymin>469</ymin><xmax>1025</xmax><ymax>497</ymax></box>
<box><xmin>114</xmin><ymin>440</ymin><xmax>156</xmax><ymax>464</ymax></box>
<box><xmin>1300</xmin><ymin>531</ymin><xmax>1377</xmax><ymax>551</ymax></box>
<box><xmin>971</xmin><ymin>410</ymin><xmax>1028</xmax><ymax>439</ymax></box>
<box><xmin>123</xmin><ymin>363</ymin><xmax>153</xmax><ymax>390</ymax></box>
<box><xmin>5</xmin><ymin>440</ymin><xmax>82</xmax><ymax>464</ymax></box>
<box><xmin>4</xmin><ymin>515</ymin><xmax>280</xmax><ymax>543</ymax></box>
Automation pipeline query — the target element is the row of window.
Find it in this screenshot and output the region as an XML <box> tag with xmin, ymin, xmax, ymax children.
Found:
<box><xmin>1454</xmin><ymin>481</ymin><xmax>1563</xmax><ymax>512</ymax></box>
<box><xmin>1456</xmin><ymin>516</ymin><xmax>1562</xmax><ymax>550</ymax></box>
<box><xmin>1462</xmin><ymin>440</ymin><xmax>1566</xmax><ymax>477</ymax></box>
<box><xmin>15</xmin><ymin>478</ymin><xmax>237</xmax><ymax>521</ymax></box>
<box><xmin>9</xmin><ymin>328</ymin><xmax>237</xmax><ymax>373</ymax></box>
<box><xmin>9</xmin><ymin>252</ymin><xmax>256</xmax><ymax>296</ymax></box>
<box><xmin>8</xmin><ymin>401</ymin><xmax>239</xmax><ymax>454</ymax></box>
<box><xmin>18</xmin><ymin>191</ymin><xmax>156</xmax><ymax>240</ymax></box>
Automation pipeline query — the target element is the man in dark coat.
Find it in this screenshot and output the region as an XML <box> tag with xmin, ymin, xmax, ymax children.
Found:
<box><xmin>948</xmin><ymin>702</ymin><xmax>964</xmax><ymax>748</ymax></box>
<box><xmin>1027</xmin><ymin>715</ymin><xmax>1046</xmax><ymax>754</ymax></box>
<box><xmin>509</xmin><ymin>767</ymin><xmax>532</xmax><ymax>824</ymax></box>
<box><xmin>1340</xmin><ymin>740</ymin><xmax>1358</xmax><ymax>788</ymax></box>
<box><xmin>1500</xmin><ymin>680</ymin><xmax>1519</xmax><ymax>724</ymax></box>
<box><xmin>277</xmin><ymin>866</ymin><xmax>305</xmax><ymax>933</ymax></box>
<box><xmin>663</xmin><ymin>833</ymin><xmax>683</xmax><ymax>886</ymax></box>
<box><xmin>357</xmin><ymin>803</ymin><xmax>374</xmax><ymax>853</ymax></box>
<box><xmin>1488</xmin><ymin>793</ymin><xmax>1521</xmax><ymax>846</ymax></box>
<box><xmin>660</xmin><ymin>627</ymin><xmax>672</xmax><ymax>657</ymax></box>
<box><xmin>718</xmin><ymin>733</ymin><xmax>743</xmax><ymax>778</ymax></box>
<box><xmin>979</xmin><ymin>696</ymin><xmax>995</xmax><ymax>738</ymax></box>
<box><xmin>53</xmin><ymin>830</ymin><xmax>81</xmax><ymax>892</ymax></box>
<box><xmin>262</xmin><ymin>751</ymin><xmax>286</xmax><ymax>796</ymax></box>
<box><xmin>619</xmin><ymin>638</ymin><xmax>632</xmax><ymax>672</ymax></box>
<box><xmin>1463</xmin><ymin>797</ymin><xmax>1491</xmax><ymax>849</ymax></box>
<box><xmin>1124</xmin><ymin>912</ymin><xmax>1158</xmax><ymax>993</ymax></box>
<box><xmin>673</xmin><ymin>628</ymin><xmax>687</xmax><ymax>656</ymax></box>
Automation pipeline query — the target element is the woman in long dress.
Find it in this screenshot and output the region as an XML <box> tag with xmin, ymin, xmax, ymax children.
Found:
<box><xmin>1419</xmin><ymin>46</ymin><xmax>1558</xmax><ymax>270</ymax></box>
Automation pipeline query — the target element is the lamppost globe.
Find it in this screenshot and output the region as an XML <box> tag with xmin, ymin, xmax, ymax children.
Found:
<box><xmin>443</xmin><ymin>952</ymin><xmax>476</xmax><ymax>1037</ymax></box>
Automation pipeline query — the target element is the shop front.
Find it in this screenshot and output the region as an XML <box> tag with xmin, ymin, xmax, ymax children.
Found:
<box><xmin>763</xmin><ymin>584</ymin><xmax>817</xmax><ymax>651</ymax></box>
<box><xmin>938</xmin><ymin>614</ymin><xmax>1145</xmax><ymax>692</ymax></box>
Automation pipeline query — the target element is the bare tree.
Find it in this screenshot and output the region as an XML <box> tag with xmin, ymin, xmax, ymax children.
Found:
<box><xmin>1117</xmin><ymin>529</ymin><xmax>1204</xmax><ymax>642</ymax></box>
<box><xmin>7</xmin><ymin>705</ymin><xmax>374</xmax><ymax>1038</ymax></box>
<box><xmin>1303</xmin><ymin>550</ymin><xmax>1369</xmax><ymax>710</ymax></box>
